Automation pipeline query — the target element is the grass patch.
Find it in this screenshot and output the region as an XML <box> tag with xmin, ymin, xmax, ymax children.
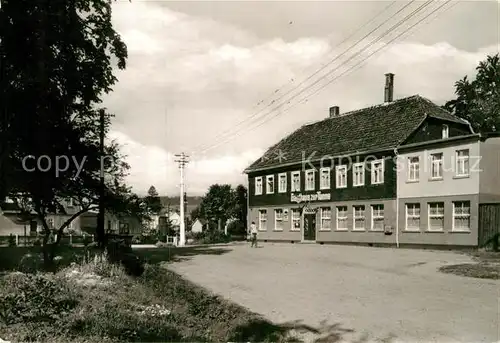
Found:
<box><xmin>439</xmin><ymin>251</ymin><xmax>500</xmax><ymax>280</ymax></box>
<box><xmin>0</xmin><ymin>246</ymin><xmax>318</xmax><ymax>342</ymax></box>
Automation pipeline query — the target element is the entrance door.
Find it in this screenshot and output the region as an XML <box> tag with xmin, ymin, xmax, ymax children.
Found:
<box><xmin>303</xmin><ymin>213</ymin><xmax>316</xmax><ymax>241</ymax></box>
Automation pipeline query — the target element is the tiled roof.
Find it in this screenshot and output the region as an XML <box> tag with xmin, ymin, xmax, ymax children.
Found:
<box><xmin>245</xmin><ymin>95</ymin><xmax>470</xmax><ymax>172</ymax></box>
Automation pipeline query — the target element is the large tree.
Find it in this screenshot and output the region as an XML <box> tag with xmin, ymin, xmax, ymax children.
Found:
<box><xmin>231</xmin><ymin>184</ymin><xmax>248</xmax><ymax>230</ymax></box>
<box><xmin>443</xmin><ymin>54</ymin><xmax>500</xmax><ymax>133</ymax></box>
<box><xmin>198</xmin><ymin>184</ymin><xmax>235</xmax><ymax>231</ymax></box>
<box><xmin>0</xmin><ymin>0</ymin><xmax>141</xmax><ymax>266</ymax></box>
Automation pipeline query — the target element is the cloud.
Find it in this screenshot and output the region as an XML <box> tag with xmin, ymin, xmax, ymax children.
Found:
<box><xmin>102</xmin><ymin>1</ymin><xmax>497</xmax><ymax>195</ymax></box>
<box><xmin>109</xmin><ymin>130</ymin><xmax>262</xmax><ymax>196</ymax></box>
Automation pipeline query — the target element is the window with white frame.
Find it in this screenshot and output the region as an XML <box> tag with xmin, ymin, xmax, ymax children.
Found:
<box><xmin>428</xmin><ymin>202</ymin><xmax>444</xmax><ymax>231</ymax></box>
<box><xmin>453</xmin><ymin>201</ymin><xmax>470</xmax><ymax>231</ymax></box>
<box><xmin>255</xmin><ymin>177</ymin><xmax>263</xmax><ymax>195</ymax></box>
<box><xmin>353</xmin><ymin>205</ymin><xmax>365</xmax><ymax>230</ymax></box>
<box><xmin>430</xmin><ymin>153</ymin><xmax>443</xmax><ymax>179</ymax></box>
<box><xmin>274</xmin><ymin>209</ymin><xmax>284</xmax><ymax>231</ymax></box>
<box><xmin>291</xmin><ymin>209</ymin><xmax>301</xmax><ymax>231</ymax></box>
<box><xmin>266</xmin><ymin>175</ymin><xmax>275</xmax><ymax>194</ymax></box>
<box><xmin>353</xmin><ymin>163</ymin><xmax>365</xmax><ymax>186</ymax></box>
<box><xmin>47</xmin><ymin>218</ymin><xmax>54</xmax><ymax>229</ymax></box>
<box><xmin>371</xmin><ymin>205</ymin><xmax>384</xmax><ymax>231</ymax></box>
<box><xmin>336</xmin><ymin>165</ymin><xmax>347</xmax><ymax>188</ymax></box>
<box><xmin>336</xmin><ymin>206</ymin><xmax>348</xmax><ymax>230</ymax></box>
<box><xmin>305</xmin><ymin>169</ymin><xmax>315</xmax><ymax>191</ymax></box>
<box><xmin>406</xmin><ymin>203</ymin><xmax>421</xmax><ymax>231</ymax></box>
<box><xmin>442</xmin><ymin>124</ymin><xmax>449</xmax><ymax>139</ymax></box>
<box><xmin>371</xmin><ymin>160</ymin><xmax>384</xmax><ymax>184</ymax></box>
<box><xmin>320</xmin><ymin>168</ymin><xmax>331</xmax><ymax>189</ymax></box>
<box><xmin>320</xmin><ymin>207</ymin><xmax>331</xmax><ymax>230</ymax></box>
<box><xmin>291</xmin><ymin>171</ymin><xmax>301</xmax><ymax>192</ymax></box>
<box><xmin>456</xmin><ymin>149</ymin><xmax>470</xmax><ymax>177</ymax></box>
<box><xmin>258</xmin><ymin>209</ymin><xmax>267</xmax><ymax>230</ymax></box>
<box><xmin>408</xmin><ymin>156</ymin><xmax>420</xmax><ymax>182</ymax></box>
<box><xmin>278</xmin><ymin>173</ymin><xmax>287</xmax><ymax>193</ymax></box>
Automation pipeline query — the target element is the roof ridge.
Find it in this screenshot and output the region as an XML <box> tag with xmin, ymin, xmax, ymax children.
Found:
<box><xmin>302</xmin><ymin>95</ymin><xmax>422</xmax><ymax>128</ymax></box>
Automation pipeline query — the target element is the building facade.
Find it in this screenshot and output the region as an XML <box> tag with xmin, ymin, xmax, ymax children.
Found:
<box><xmin>243</xmin><ymin>73</ymin><xmax>498</xmax><ymax>248</ymax></box>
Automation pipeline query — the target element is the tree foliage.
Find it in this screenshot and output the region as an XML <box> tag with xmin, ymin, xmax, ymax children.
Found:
<box><xmin>443</xmin><ymin>54</ymin><xmax>500</xmax><ymax>133</ymax></box>
<box><xmin>145</xmin><ymin>185</ymin><xmax>162</xmax><ymax>215</ymax></box>
<box><xmin>195</xmin><ymin>184</ymin><xmax>248</xmax><ymax>231</ymax></box>
<box><xmin>0</xmin><ymin>0</ymin><xmax>141</xmax><ymax>266</ymax></box>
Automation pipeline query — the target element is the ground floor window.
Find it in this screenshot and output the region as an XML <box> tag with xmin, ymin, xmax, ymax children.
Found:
<box><xmin>291</xmin><ymin>209</ymin><xmax>301</xmax><ymax>231</ymax></box>
<box><xmin>258</xmin><ymin>209</ymin><xmax>267</xmax><ymax>230</ymax></box>
<box><xmin>119</xmin><ymin>222</ymin><xmax>130</xmax><ymax>235</ymax></box>
<box><xmin>453</xmin><ymin>201</ymin><xmax>470</xmax><ymax>231</ymax></box>
<box><xmin>336</xmin><ymin>206</ymin><xmax>348</xmax><ymax>230</ymax></box>
<box><xmin>428</xmin><ymin>202</ymin><xmax>444</xmax><ymax>231</ymax></box>
<box><xmin>274</xmin><ymin>209</ymin><xmax>284</xmax><ymax>231</ymax></box>
<box><xmin>320</xmin><ymin>207</ymin><xmax>331</xmax><ymax>230</ymax></box>
<box><xmin>406</xmin><ymin>203</ymin><xmax>420</xmax><ymax>231</ymax></box>
<box><xmin>371</xmin><ymin>205</ymin><xmax>384</xmax><ymax>231</ymax></box>
<box><xmin>353</xmin><ymin>205</ymin><xmax>365</xmax><ymax>231</ymax></box>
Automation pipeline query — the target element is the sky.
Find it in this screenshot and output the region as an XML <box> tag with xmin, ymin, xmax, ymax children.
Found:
<box><xmin>103</xmin><ymin>0</ymin><xmax>499</xmax><ymax>196</ymax></box>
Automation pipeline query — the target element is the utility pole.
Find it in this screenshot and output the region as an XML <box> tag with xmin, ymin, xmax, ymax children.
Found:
<box><xmin>174</xmin><ymin>152</ymin><xmax>189</xmax><ymax>246</ymax></box>
<box><xmin>97</xmin><ymin>109</ymin><xmax>105</xmax><ymax>248</ymax></box>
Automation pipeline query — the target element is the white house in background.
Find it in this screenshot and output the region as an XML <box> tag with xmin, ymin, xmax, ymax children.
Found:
<box><xmin>191</xmin><ymin>218</ymin><xmax>207</xmax><ymax>233</ymax></box>
<box><xmin>167</xmin><ymin>211</ymin><xmax>181</xmax><ymax>227</ymax></box>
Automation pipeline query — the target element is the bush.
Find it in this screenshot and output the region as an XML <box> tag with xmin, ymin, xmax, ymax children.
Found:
<box><xmin>105</xmin><ymin>238</ymin><xmax>145</xmax><ymax>277</ymax></box>
<box><xmin>227</xmin><ymin>221</ymin><xmax>246</xmax><ymax>236</ymax></box>
<box><xmin>33</xmin><ymin>238</ymin><xmax>42</xmax><ymax>247</ymax></box>
<box><xmin>0</xmin><ymin>272</ymin><xmax>79</xmax><ymax>325</ymax></box>
<box><xmin>201</xmin><ymin>230</ymin><xmax>231</xmax><ymax>244</ymax></box>
<box><xmin>7</xmin><ymin>234</ymin><xmax>16</xmax><ymax>247</ymax></box>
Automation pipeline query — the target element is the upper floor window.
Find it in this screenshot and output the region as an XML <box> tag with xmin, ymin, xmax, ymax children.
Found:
<box><xmin>430</xmin><ymin>153</ymin><xmax>443</xmax><ymax>179</ymax></box>
<box><xmin>371</xmin><ymin>160</ymin><xmax>384</xmax><ymax>184</ymax></box>
<box><xmin>258</xmin><ymin>209</ymin><xmax>267</xmax><ymax>230</ymax></box>
<box><xmin>278</xmin><ymin>173</ymin><xmax>287</xmax><ymax>193</ymax></box>
<box><xmin>408</xmin><ymin>156</ymin><xmax>420</xmax><ymax>182</ymax></box>
<box><xmin>456</xmin><ymin>149</ymin><xmax>470</xmax><ymax>177</ymax></box>
<box><xmin>353</xmin><ymin>163</ymin><xmax>365</xmax><ymax>187</ymax></box>
<box><xmin>336</xmin><ymin>165</ymin><xmax>347</xmax><ymax>188</ymax></box>
<box><xmin>266</xmin><ymin>175</ymin><xmax>275</xmax><ymax>194</ymax></box>
<box><xmin>320</xmin><ymin>168</ymin><xmax>331</xmax><ymax>189</ymax></box>
<box><xmin>442</xmin><ymin>124</ymin><xmax>449</xmax><ymax>139</ymax></box>
<box><xmin>305</xmin><ymin>169</ymin><xmax>315</xmax><ymax>191</ymax></box>
<box><xmin>255</xmin><ymin>177</ymin><xmax>263</xmax><ymax>195</ymax></box>
<box><xmin>291</xmin><ymin>171</ymin><xmax>301</xmax><ymax>192</ymax></box>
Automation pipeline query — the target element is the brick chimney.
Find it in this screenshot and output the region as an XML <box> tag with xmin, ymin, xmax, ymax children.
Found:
<box><xmin>329</xmin><ymin>106</ymin><xmax>340</xmax><ymax>118</ymax></box>
<box><xmin>384</xmin><ymin>73</ymin><xmax>394</xmax><ymax>103</ymax></box>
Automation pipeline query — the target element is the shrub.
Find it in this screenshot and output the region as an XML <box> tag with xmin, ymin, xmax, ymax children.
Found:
<box><xmin>105</xmin><ymin>238</ymin><xmax>145</xmax><ymax>277</ymax></box>
<box><xmin>155</xmin><ymin>241</ymin><xmax>169</xmax><ymax>248</ymax></box>
<box><xmin>0</xmin><ymin>272</ymin><xmax>79</xmax><ymax>325</ymax></box>
<box><xmin>33</xmin><ymin>238</ymin><xmax>42</xmax><ymax>247</ymax></box>
<box><xmin>201</xmin><ymin>230</ymin><xmax>231</xmax><ymax>244</ymax></box>
<box><xmin>227</xmin><ymin>221</ymin><xmax>246</xmax><ymax>236</ymax></box>
<box><xmin>7</xmin><ymin>234</ymin><xmax>16</xmax><ymax>247</ymax></box>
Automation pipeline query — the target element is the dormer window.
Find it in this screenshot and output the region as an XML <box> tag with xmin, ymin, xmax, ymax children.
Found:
<box><xmin>442</xmin><ymin>124</ymin><xmax>449</xmax><ymax>139</ymax></box>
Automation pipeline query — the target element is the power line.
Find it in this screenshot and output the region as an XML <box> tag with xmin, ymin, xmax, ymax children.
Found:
<box><xmin>190</xmin><ymin>0</ymin><xmax>404</xmax><ymax>155</ymax></box>
<box><xmin>212</xmin><ymin>0</ymin><xmax>455</xmax><ymax>148</ymax></box>
<box><xmin>196</xmin><ymin>0</ymin><xmax>435</xmax><ymax>155</ymax></box>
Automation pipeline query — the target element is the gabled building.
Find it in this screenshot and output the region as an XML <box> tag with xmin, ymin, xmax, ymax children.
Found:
<box><xmin>243</xmin><ymin>73</ymin><xmax>498</xmax><ymax>248</ymax></box>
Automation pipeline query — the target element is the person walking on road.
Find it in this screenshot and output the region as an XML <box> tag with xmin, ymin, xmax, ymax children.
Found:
<box><xmin>250</xmin><ymin>221</ymin><xmax>258</xmax><ymax>248</ymax></box>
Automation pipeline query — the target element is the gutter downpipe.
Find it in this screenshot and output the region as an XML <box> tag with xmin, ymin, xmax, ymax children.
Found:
<box><xmin>394</xmin><ymin>147</ymin><xmax>399</xmax><ymax>248</ymax></box>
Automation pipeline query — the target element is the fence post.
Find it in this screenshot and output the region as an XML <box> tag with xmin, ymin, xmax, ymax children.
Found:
<box><xmin>91</xmin><ymin>234</ymin><xmax>94</xmax><ymax>242</ymax></box>
<box><xmin>16</xmin><ymin>234</ymin><xmax>19</xmax><ymax>246</ymax></box>
<box><xmin>70</xmin><ymin>234</ymin><xmax>72</xmax><ymax>245</ymax></box>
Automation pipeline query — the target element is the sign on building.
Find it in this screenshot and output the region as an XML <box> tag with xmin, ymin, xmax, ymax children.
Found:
<box><xmin>291</xmin><ymin>192</ymin><xmax>331</xmax><ymax>203</ymax></box>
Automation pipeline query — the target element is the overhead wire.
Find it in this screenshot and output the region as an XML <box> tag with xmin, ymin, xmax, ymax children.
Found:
<box><xmin>197</xmin><ymin>0</ymin><xmax>437</xmax><ymax>154</ymax></box>
<box><xmin>212</xmin><ymin>0</ymin><xmax>456</xmax><ymax>150</ymax></box>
